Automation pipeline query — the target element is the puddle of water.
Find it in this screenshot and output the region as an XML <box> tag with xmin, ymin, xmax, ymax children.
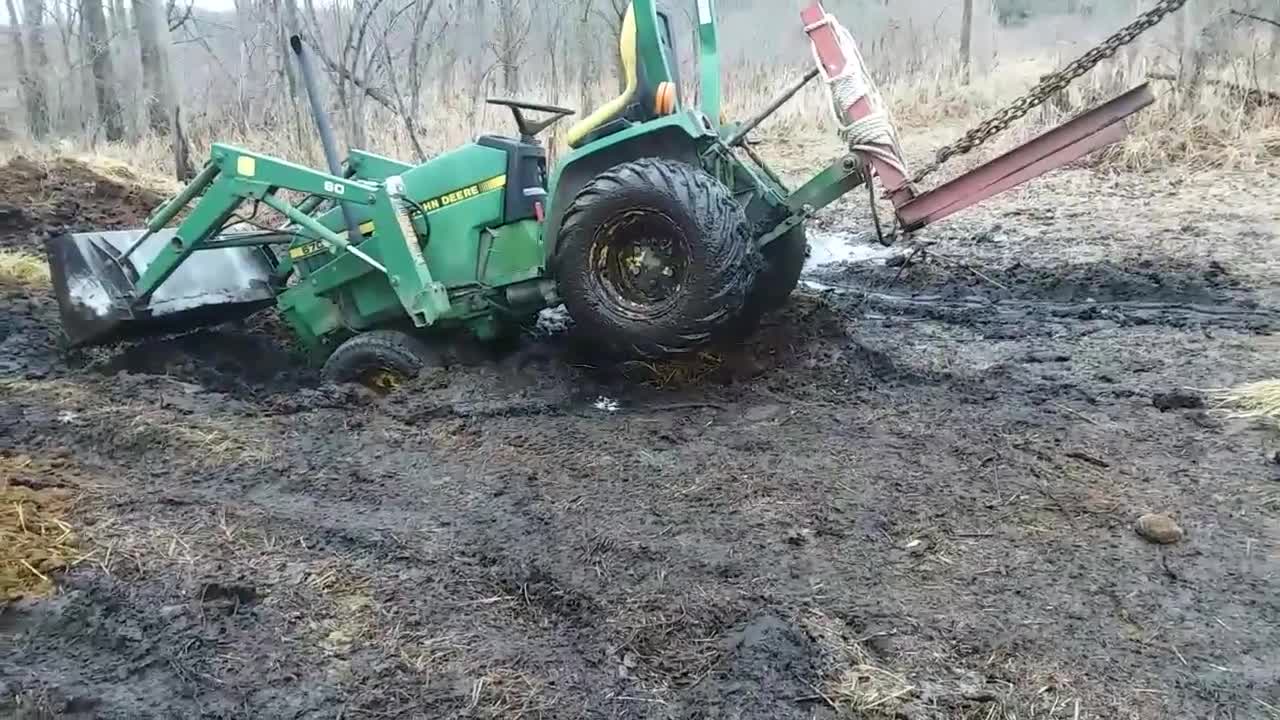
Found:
<box><xmin>801</xmin><ymin>279</ymin><xmax>853</xmax><ymax>293</ymax></box>
<box><xmin>804</xmin><ymin>231</ymin><xmax>898</xmax><ymax>273</ymax></box>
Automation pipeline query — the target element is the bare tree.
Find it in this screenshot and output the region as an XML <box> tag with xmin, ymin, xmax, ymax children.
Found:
<box><xmin>232</xmin><ymin>0</ymin><xmax>256</xmax><ymax>132</ymax></box>
<box><xmin>107</xmin><ymin>0</ymin><xmax>122</xmax><ymax>34</ymax></box>
<box><xmin>21</xmin><ymin>0</ymin><xmax>51</xmax><ymax>137</ymax></box>
<box><xmin>5</xmin><ymin>0</ymin><xmax>32</xmax><ymax>137</ymax></box>
<box><xmin>495</xmin><ymin>0</ymin><xmax>529</xmax><ymax>94</ymax></box>
<box><xmin>592</xmin><ymin>0</ymin><xmax>628</xmax><ymax>93</ymax></box>
<box><xmin>576</xmin><ymin>0</ymin><xmax>596</xmax><ymax>113</ymax></box>
<box><xmin>471</xmin><ymin>0</ymin><xmax>489</xmax><ymax>97</ymax></box>
<box><xmin>82</xmin><ymin>0</ymin><xmax>124</xmax><ymax>140</ymax></box>
<box><xmin>381</xmin><ymin>0</ymin><xmax>446</xmax><ymax>159</ymax></box>
<box><xmin>547</xmin><ymin>0</ymin><xmax>568</xmax><ymax>98</ymax></box>
<box><xmin>135</xmin><ymin>0</ymin><xmax>173</xmax><ymax>134</ymax></box>
<box><xmin>960</xmin><ymin>0</ymin><xmax>974</xmax><ymax>82</ymax></box>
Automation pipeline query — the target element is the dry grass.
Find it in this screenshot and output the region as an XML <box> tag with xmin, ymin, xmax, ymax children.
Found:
<box><xmin>620</xmin><ymin>351</ymin><xmax>725</xmax><ymax>389</ymax></box>
<box><xmin>0</xmin><ymin>249</ymin><xmax>51</xmax><ymax>288</ymax></box>
<box><xmin>3</xmin><ymin>41</ymin><xmax>1275</xmax><ymax>186</ymax></box>
<box><xmin>804</xmin><ymin>611</ymin><xmax>917</xmax><ymax>717</ymax></box>
<box><xmin>829</xmin><ymin>662</ymin><xmax>917</xmax><ymax>715</ymax></box>
<box><xmin>0</xmin><ymin>478</ymin><xmax>77</xmax><ymax>601</ymax></box>
<box><xmin>1209</xmin><ymin>380</ymin><xmax>1280</xmax><ymax>424</ymax></box>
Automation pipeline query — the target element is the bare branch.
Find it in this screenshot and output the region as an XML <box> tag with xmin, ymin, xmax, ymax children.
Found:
<box><xmin>1229</xmin><ymin>9</ymin><xmax>1280</xmax><ymax>31</ymax></box>
<box><xmin>165</xmin><ymin>0</ymin><xmax>191</xmax><ymax>30</ymax></box>
<box><xmin>1149</xmin><ymin>71</ymin><xmax>1280</xmax><ymax>108</ymax></box>
<box><xmin>303</xmin><ymin>33</ymin><xmax>396</xmax><ymax>111</ymax></box>
<box><xmin>380</xmin><ymin>40</ymin><xmax>426</xmax><ymax>161</ymax></box>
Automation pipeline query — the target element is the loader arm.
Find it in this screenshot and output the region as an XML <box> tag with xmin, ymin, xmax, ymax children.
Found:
<box><xmin>131</xmin><ymin>145</ymin><xmax>381</xmax><ymax>305</ymax></box>
<box><xmin>47</xmin><ymin>144</ymin><xmax>454</xmax><ymax>348</ymax></box>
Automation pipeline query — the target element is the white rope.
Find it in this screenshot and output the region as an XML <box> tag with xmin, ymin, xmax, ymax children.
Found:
<box><xmin>808</xmin><ymin>12</ymin><xmax>909</xmax><ymax>179</ymax></box>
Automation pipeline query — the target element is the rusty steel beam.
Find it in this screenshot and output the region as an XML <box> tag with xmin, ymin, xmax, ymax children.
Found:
<box><xmin>800</xmin><ymin>1</ymin><xmax>1157</xmax><ymax>234</ymax></box>
<box><xmin>896</xmin><ymin>83</ymin><xmax>1155</xmax><ymax>231</ymax></box>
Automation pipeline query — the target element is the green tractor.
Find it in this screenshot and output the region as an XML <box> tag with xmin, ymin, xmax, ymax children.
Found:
<box><xmin>47</xmin><ymin>0</ymin><xmax>1159</xmax><ymax>388</ymax></box>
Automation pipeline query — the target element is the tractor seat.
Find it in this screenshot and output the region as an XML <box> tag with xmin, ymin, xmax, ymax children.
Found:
<box><xmin>565</xmin><ymin>4</ymin><xmax>639</xmax><ymax>149</ymax></box>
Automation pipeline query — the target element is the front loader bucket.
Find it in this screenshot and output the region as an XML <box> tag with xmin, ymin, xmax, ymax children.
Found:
<box><xmin>47</xmin><ymin>229</ymin><xmax>277</xmax><ymax>347</ymax></box>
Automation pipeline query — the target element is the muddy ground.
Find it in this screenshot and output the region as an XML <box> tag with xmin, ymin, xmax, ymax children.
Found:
<box><xmin>1</xmin><ymin>152</ymin><xmax>1279</xmax><ymax>720</ymax></box>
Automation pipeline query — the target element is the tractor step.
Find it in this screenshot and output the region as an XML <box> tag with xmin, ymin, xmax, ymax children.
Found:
<box><xmin>47</xmin><ymin>229</ymin><xmax>277</xmax><ymax>347</ymax></box>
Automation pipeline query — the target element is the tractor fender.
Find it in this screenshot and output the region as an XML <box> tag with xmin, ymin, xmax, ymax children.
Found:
<box><xmin>544</xmin><ymin>114</ymin><xmax>713</xmax><ymax>262</ymax></box>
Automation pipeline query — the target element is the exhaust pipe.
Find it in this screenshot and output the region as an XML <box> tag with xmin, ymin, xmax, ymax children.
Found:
<box><xmin>289</xmin><ymin>34</ymin><xmax>363</xmax><ymax>243</ymax></box>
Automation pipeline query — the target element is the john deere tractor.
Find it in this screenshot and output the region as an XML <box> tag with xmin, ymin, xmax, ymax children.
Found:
<box><xmin>47</xmin><ymin>0</ymin><xmax>1160</xmax><ymax>387</ymax></box>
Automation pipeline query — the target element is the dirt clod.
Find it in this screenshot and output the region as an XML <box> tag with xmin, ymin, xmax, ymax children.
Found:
<box><xmin>1152</xmin><ymin>389</ymin><xmax>1206</xmax><ymax>411</ymax></box>
<box><xmin>0</xmin><ymin>156</ymin><xmax>167</xmax><ymax>254</ymax></box>
<box><xmin>1136</xmin><ymin>513</ymin><xmax>1185</xmax><ymax>545</ymax></box>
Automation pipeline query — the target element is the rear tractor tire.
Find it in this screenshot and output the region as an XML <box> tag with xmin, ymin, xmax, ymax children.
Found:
<box><xmin>554</xmin><ymin>158</ymin><xmax>759</xmax><ymax>359</ymax></box>
<box><xmin>322</xmin><ymin>330</ymin><xmax>436</xmax><ymax>393</ymax></box>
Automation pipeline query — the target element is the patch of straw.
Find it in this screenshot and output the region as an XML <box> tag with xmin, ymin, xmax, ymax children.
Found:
<box><xmin>0</xmin><ymin>482</ymin><xmax>78</xmax><ymax>600</ymax></box>
<box><xmin>621</xmin><ymin>352</ymin><xmax>724</xmax><ymax>389</ymax></box>
<box><xmin>831</xmin><ymin>663</ymin><xmax>917</xmax><ymax>715</ymax></box>
<box><xmin>805</xmin><ymin>611</ymin><xmax>917</xmax><ymax>717</ymax></box>
<box><xmin>1208</xmin><ymin>380</ymin><xmax>1280</xmax><ymax>424</ymax></box>
<box><xmin>0</xmin><ymin>250</ymin><xmax>51</xmax><ymax>288</ymax></box>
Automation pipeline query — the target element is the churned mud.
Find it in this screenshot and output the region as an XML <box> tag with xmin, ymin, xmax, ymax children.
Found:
<box><xmin>1</xmin><ymin>152</ymin><xmax>1279</xmax><ymax>719</ymax></box>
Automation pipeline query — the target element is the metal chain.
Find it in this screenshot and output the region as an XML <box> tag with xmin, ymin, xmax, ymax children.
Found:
<box><xmin>909</xmin><ymin>0</ymin><xmax>1188</xmax><ymax>185</ymax></box>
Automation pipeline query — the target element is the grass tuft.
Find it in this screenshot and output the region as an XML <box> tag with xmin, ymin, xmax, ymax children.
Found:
<box><xmin>1210</xmin><ymin>380</ymin><xmax>1280</xmax><ymax>424</ymax></box>
<box><xmin>0</xmin><ymin>477</ymin><xmax>78</xmax><ymax>601</ymax></box>
<box><xmin>0</xmin><ymin>250</ymin><xmax>51</xmax><ymax>288</ymax></box>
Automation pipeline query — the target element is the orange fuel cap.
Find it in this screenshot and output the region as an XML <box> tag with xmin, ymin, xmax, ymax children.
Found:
<box><xmin>654</xmin><ymin>82</ymin><xmax>677</xmax><ymax>115</ymax></box>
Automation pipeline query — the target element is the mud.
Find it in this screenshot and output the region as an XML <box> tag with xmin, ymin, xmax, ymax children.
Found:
<box><xmin>2</xmin><ymin>159</ymin><xmax>1280</xmax><ymax>719</ymax></box>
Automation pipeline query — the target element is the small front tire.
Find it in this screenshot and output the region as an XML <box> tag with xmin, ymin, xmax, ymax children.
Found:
<box><xmin>322</xmin><ymin>330</ymin><xmax>435</xmax><ymax>392</ymax></box>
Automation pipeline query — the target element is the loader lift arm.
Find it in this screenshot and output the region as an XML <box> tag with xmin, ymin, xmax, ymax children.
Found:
<box><xmin>96</xmin><ymin>144</ymin><xmax>453</xmax><ymax>338</ymax></box>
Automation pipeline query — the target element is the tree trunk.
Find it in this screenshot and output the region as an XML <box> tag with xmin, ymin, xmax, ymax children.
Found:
<box><xmin>498</xmin><ymin>0</ymin><xmax>519</xmax><ymax>94</ymax></box>
<box><xmin>960</xmin><ymin>0</ymin><xmax>974</xmax><ymax>83</ymax></box>
<box><xmin>83</xmin><ymin>0</ymin><xmax>124</xmax><ymax>141</ymax></box>
<box><xmin>135</xmin><ymin>0</ymin><xmax>172</xmax><ymax>135</ymax></box>
<box><xmin>108</xmin><ymin>0</ymin><xmax>125</xmax><ymax>35</ymax></box>
<box><xmin>5</xmin><ymin>0</ymin><xmax>32</xmax><ymax>138</ymax></box>
<box><xmin>21</xmin><ymin>0</ymin><xmax>49</xmax><ymax>137</ymax></box>
<box><xmin>274</xmin><ymin>0</ymin><xmax>299</xmax><ymax>100</ymax></box>
<box><xmin>232</xmin><ymin>0</ymin><xmax>254</xmax><ymax>131</ymax></box>
<box><xmin>282</xmin><ymin>0</ymin><xmax>305</xmax><ymax>147</ymax></box>
<box><xmin>548</xmin><ymin>21</ymin><xmax>560</xmax><ymax>101</ymax></box>
<box><xmin>577</xmin><ymin>3</ymin><xmax>594</xmax><ymax>116</ymax></box>
<box><xmin>172</xmin><ymin>105</ymin><xmax>195</xmax><ymax>181</ymax></box>
<box><xmin>472</xmin><ymin>0</ymin><xmax>489</xmax><ymax>97</ymax></box>
<box><xmin>1177</xmin><ymin>0</ymin><xmax>1208</xmax><ymax>108</ymax></box>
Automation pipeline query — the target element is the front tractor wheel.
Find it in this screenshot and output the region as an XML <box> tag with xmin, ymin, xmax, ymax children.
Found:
<box><xmin>554</xmin><ymin>158</ymin><xmax>758</xmax><ymax>359</ymax></box>
<box><xmin>322</xmin><ymin>330</ymin><xmax>436</xmax><ymax>393</ymax></box>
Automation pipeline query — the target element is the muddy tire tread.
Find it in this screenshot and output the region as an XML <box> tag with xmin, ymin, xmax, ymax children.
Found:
<box><xmin>322</xmin><ymin>330</ymin><xmax>433</xmax><ymax>385</ymax></box>
<box><xmin>555</xmin><ymin>158</ymin><xmax>758</xmax><ymax>359</ymax></box>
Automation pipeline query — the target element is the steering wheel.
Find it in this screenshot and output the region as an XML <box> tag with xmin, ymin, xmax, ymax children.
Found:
<box><xmin>486</xmin><ymin>98</ymin><xmax>576</xmax><ymax>142</ymax></box>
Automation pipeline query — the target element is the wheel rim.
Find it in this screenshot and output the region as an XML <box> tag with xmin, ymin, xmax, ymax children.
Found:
<box><xmin>359</xmin><ymin>367</ymin><xmax>404</xmax><ymax>393</ymax></box>
<box><xmin>588</xmin><ymin>210</ymin><xmax>690</xmax><ymax>320</ymax></box>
